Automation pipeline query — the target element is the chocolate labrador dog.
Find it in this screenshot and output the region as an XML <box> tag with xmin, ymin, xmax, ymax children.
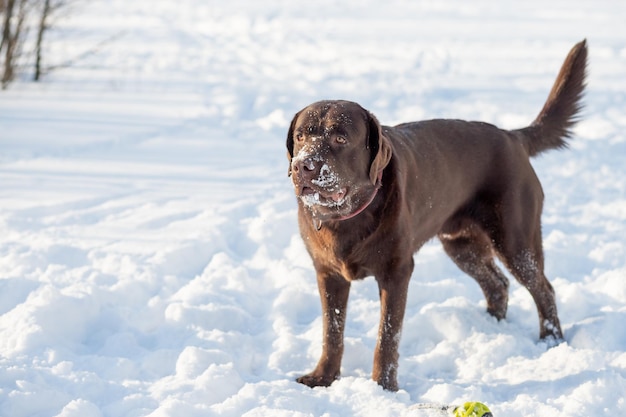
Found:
<box><xmin>286</xmin><ymin>40</ymin><xmax>587</xmax><ymax>391</ymax></box>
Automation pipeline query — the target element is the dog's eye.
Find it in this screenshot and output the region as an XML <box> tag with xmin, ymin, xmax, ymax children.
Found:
<box><xmin>295</xmin><ymin>132</ymin><xmax>304</xmax><ymax>142</ymax></box>
<box><xmin>335</xmin><ymin>136</ymin><xmax>347</xmax><ymax>144</ymax></box>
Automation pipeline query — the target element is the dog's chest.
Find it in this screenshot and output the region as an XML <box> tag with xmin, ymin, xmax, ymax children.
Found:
<box><xmin>305</xmin><ymin>226</ymin><xmax>374</xmax><ymax>281</ymax></box>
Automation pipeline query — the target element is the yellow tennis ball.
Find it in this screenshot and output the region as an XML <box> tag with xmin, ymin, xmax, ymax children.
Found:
<box><xmin>453</xmin><ymin>402</ymin><xmax>492</xmax><ymax>417</ymax></box>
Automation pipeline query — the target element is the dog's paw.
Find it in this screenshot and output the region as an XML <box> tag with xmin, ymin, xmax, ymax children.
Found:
<box><xmin>541</xmin><ymin>333</ymin><xmax>565</xmax><ymax>349</ymax></box>
<box><xmin>540</xmin><ymin>319</ymin><xmax>564</xmax><ymax>347</ymax></box>
<box><xmin>296</xmin><ymin>372</ymin><xmax>338</xmax><ymax>388</ymax></box>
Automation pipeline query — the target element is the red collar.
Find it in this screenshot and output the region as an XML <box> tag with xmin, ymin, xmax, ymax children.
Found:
<box><xmin>335</xmin><ymin>172</ymin><xmax>382</xmax><ymax>221</ymax></box>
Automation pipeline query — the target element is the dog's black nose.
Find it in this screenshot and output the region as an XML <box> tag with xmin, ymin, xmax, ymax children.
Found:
<box><xmin>293</xmin><ymin>158</ymin><xmax>317</xmax><ymax>179</ymax></box>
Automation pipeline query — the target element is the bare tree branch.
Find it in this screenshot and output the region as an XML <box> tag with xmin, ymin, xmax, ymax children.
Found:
<box><xmin>45</xmin><ymin>31</ymin><xmax>127</xmax><ymax>73</ymax></box>
<box><xmin>33</xmin><ymin>0</ymin><xmax>50</xmax><ymax>81</ymax></box>
<box><xmin>1</xmin><ymin>0</ymin><xmax>33</xmax><ymax>88</ymax></box>
<box><xmin>2</xmin><ymin>1</ymin><xmax>113</xmax><ymax>88</ymax></box>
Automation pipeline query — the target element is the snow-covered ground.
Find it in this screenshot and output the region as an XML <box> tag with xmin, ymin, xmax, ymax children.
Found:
<box><xmin>1</xmin><ymin>1</ymin><xmax>625</xmax><ymax>416</ymax></box>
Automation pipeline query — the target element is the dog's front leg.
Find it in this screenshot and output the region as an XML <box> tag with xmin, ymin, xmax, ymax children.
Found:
<box><xmin>297</xmin><ymin>272</ymin><xmax>350</xmax><ymax>388</ymax></box>
<box><xmin>373</xmin><ymin>266</ymin><xmax>412</xmax><ymax>391</ymax></box>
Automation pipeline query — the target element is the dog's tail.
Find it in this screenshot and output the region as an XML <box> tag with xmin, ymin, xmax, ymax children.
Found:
<box><xmin>517</xmin><ymin>40</ymin><xmax>588</xmax><ymax>157</ymax></box>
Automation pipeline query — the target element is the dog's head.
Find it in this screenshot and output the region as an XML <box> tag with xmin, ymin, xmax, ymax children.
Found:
<box><xmin>286</xmin><ymin>100</ymin><xmax>392</xmax><ymax>223</ymax></box>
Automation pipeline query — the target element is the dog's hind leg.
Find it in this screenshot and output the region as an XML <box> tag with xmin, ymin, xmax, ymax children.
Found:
<box><xmin>489</xmin><ymin>184</ymin><xmax>564</xmax><ymax>343</ymax></box>
<box><xmin>496</xmin><ymin>229</ymin><xmax>563</xmax><ymax>343</ymax></box>
<box><xmin>439</xmin><ymin>223</ymin><xmax>510</xmax><ymax>320</ymax></box>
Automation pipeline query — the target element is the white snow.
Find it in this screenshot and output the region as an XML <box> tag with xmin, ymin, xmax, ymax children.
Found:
<box><xmin>1</xmin><ymin>1</ymin><xmax>626</xmax><ymax>416</ymax></box>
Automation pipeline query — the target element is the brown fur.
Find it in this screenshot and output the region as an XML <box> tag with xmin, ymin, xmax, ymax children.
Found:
<box><xmin>286</xmin><ymin>40</ymin><xmax>587</xmax><ymax>391</ymax></box>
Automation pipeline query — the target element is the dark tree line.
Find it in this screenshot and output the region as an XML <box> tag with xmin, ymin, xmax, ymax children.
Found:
<box><xmin>1</xmin><ymin>0</ymin><xmax>66</xmax><ymax>88</ymax></box>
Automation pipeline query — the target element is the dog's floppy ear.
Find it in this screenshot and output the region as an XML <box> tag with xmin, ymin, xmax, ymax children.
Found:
<box><xmin>286</xmin><ymin>110</ymin><xmax>302</xmax><ymax>177</ymax></box>
<box><xmin>367</xmin><ymin>111</ymin><xmax>392</xmax><ymax>184</ymax></box>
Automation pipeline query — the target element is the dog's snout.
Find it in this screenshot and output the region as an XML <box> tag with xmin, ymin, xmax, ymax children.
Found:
<box><xmin>293</xmin><ymin>157</ymin><xmax>318</xmax><ymax>178</ymax></box>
